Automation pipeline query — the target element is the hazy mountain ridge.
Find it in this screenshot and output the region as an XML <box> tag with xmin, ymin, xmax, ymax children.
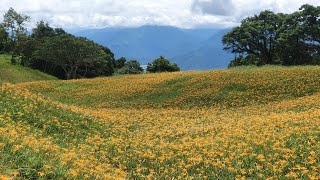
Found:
<box><xmin>73</xmin><ymin>26</ymin><xmax>233</xmax><ymax>70</ymax></box>
<box><xmin>172</xmin><ymin>29</ymin><xmax>233</xmax><ymax>70</ymax></box>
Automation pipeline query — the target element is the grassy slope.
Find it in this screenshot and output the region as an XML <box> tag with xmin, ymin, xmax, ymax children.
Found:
<box><xmin>1</xmin><ymin>66</ymin><xmax>320</xmax><ymax>179</ymax></box>
<box><xmin>20</xmin><ymin>65</ymin><xmax>320</xmax><ymax>109</ymax></box>
<box><xmin>0</xmin><ymin>55</ymin><xmax>57</xmax><ymax>84</ymax></box>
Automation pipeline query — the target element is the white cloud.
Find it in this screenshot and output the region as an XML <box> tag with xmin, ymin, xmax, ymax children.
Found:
<box><xmin>0</xmin><ymin>0</ymin><xmax>319</xmax><ymax>28</ymax></box>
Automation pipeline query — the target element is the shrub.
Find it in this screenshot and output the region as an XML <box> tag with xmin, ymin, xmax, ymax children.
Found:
<box><xmin>115</xmin><ymin>60</ymin><xmax>144</xmax><ymax>75</ymax></box>
<box><xmin>147</xmin><ymin>56</ymin><xmax>180</xmax><ymax>73</ymax></box>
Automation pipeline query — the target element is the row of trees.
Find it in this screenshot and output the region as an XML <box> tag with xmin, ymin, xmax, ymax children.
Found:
<box><xmin>0</xmin><ymin>8</ymin><xmax>180</xmax><ymax>79</ymax></box>
<box><xmin>113</xmin><ymin>56</ymin><xmax>180</xmax><ymax>75</ymax></box>
<box><xmin>223</xmin><ymin>4</ymin><xmax>319</xmax><ymax>67</ymax></box>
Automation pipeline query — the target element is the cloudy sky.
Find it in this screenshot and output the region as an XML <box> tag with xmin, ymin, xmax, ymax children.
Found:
<box><xmin>0</xmin><ymin>0</ymin><xmax>319</xmax><ymax>29</ymax></box>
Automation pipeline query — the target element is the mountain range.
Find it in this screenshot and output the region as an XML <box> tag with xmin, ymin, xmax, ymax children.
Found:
<box><xmin>72</xmin><ymin>25</ymin><xmax>234</xmax><ymax>70</ymax></box>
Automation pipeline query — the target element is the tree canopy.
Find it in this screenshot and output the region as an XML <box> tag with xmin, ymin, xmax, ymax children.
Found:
<box><xmin>34</xmin><ymin>35</ymin><xmax>110</xmax><ymax>79</ymax></box>
<box><xmin>116</xmin><ymin>60</ymin><xmax>144</xmax><ymax>75</ymax></box>
<box><xmin>115</xmin><ymin>57</ymin><xmax>127</xmax><ymax>69</ymax></box>
<box><xmin>0</xmin><ymin>8</ymin><xmax>116</xmax><ymax>79</ymax></box>
<box><xmin>0</xmin><ymin>7</ymin><xmax>185</xmax><ymax>79</ymax></box>
<box><xmin>223</xmin><ymin>4</ymin><xmax>320</xmax><ymax>67</ymax></box>
<box><xmin>31</xmin><ymin>21</ymin><xmax>58</xmax><ymax>39</ymax></box>
<box><xmin>3</xmin><ymin>7</ymin><xmax>30</xmax><ymax>47</ymax></box>
<box><xmin>147</xmin><ymin>56</ymin><xmax>180</xmax><ymax>73</ymax></box>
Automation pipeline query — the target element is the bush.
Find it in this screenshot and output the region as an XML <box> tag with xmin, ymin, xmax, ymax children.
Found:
<box><xmin>147</xmin><ymin>56</ymin><xmax>180</xmax><ymax>73</ymax></box>
<box><xmin>115</xmin><ymin>60</ymin><xmax>144</xmax><ymax>75</ymax></box>
<box><xmin>11</xmin><ymin>55</ymin><xmax>22</xmax><ymax>65</ymax></box>
<box><xmin>311</xmin><ymin>55</ymin><xmax>320</xmax><ymax>65</ymax></box>
<box><xmin>228</xmin><ymin>55</ymin><xmax>262</xmax><ymax>68</ymax></box>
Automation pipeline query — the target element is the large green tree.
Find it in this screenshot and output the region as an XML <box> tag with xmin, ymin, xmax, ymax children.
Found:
<box><xmin>14</xmin><ymin>36</ymin><xmax>37</xmax><ymax>66</ymax></box>
<box><xmin>223</xmin><ymin>4</ymin><xmax>319</xmax><ymax>66</ymax></box>
<box><xmin>31</xmin><ymin>21</ymin><xmax>56</xmax><ymax>39</ymax></box>
<box><xmin>31</xmin><ymin>21</ymin><xmax>68</xmax><ymax>40</ymax></box>
<box><xmin>277</xmin><ymin>4</ymin><xmax>319</xmax><ymax>65</ymax></box>
<box><xmin>298</xmin><ymin>4</ymin><xmax>320</xmax><ymax>63</ymax></box>
<box><xmin>79</xmin><ymin>44</ymin><xmax>115</xmax><ymax>77</ymax></box>
<box><xmin>223</xmin><ymin>10</ymin><xmax>283</xmax><ymax>65</ymax></box>
<box><xmin>2</xmin><ymin>7</ymin><xmax>30</xmax><ymax>46</ymax></box>
<box><xmin>34</xmin><ymin>35</ymin><xmax>109</xmax><ymax>79</ymax></box>
<box><xmin>19</xmin><ymin>21</ymin><xmax>68</xmax><ymax>74</ymax></box>
<box><xmin>12</xmin><ymin>20</ymin><xmax>116</xmax><ymax>79</ymax></box>
<box><xmin>299</xmin><ymin>4</ymin><xmax>320</xmax><ymax>45</ymax></box>
<box><xmin>0</xmin><ymin>8</ymin><xmax>116</xmax><ymax>79</ymax></box>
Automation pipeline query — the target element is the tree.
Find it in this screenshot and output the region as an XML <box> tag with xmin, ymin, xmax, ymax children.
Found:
<box><xmin>14</xmin><ymin>35</ymin><xmax>37</xmax><ymax>66</ymax></box>
<box><xmin>78</xmin><ymin>44</ymin><xmax>115</xmax><ymax>77</ymax></box>
<box><xmin>14</xmin><ymin>22</ymin><xmax>63</xmax><ymax>75</ymax></box>
<box><xmin>299</xmin><ymin>4</ymin><xmax>320</xmax><ymax>44</ymax></box>
<box><xmin>31</xmin><ymin>21</ymin><xmax>56</xmax><ymax>39</ymax></box>
<box><xmin>34</xmin><ymin>35</ymin><xmax>109</xmax><ymax>79</ymax></box>
<box><xmin>147</xmin><ymin>56</ymin><xmax>180</xmax><ymax>73</ymax></box>
<box><xmin>54</xmin><ymin>28</ymin><xmax>67</xmax><ymax>36</ymax></box>
<box><xmin>223</xmin><ymin>11</ymin><xmax>284</xmax><ymax>65</ymax></box>
<box><xmin>298</xmin><ymin>4</ymin><xmax>320</xmax><ymax>61</ymax></box>
<box><xmin>276</xmin><ymin>4</ymin><xmax>319</xmax><ymax>65</ymax></box>
<box><xmin>116</xmin><ymin>60</ymin><xmax>143</xmax><ymax>75</ymax></box>
<box><xmin>223</xmin><ymin>4</ymin><xmax>319</xmax><ymax>67</ymax></box>
<box><xmin>0</xmin><ymin>25</ymin><xmax>9</xmax><ymax>52</ymax></box>
<box><xmin>115</xmin><ymin>57</ymin><xmax>127</xmax><ymax>69</ymax></box>
<box><xmin>3</xmin><ymin>7</ymin><xmax>30</xmax><ymax>46</ymax></box>
<box><xmin>13</xmin><ymin>19</ymin><xmax>115</xmax><ymax>79</ymax></box>
<box><xmin>31</xmin><ymin>21</ymin><xmax>69</xmax><ymax>40</ymax></box>
<box><xmin>228</xmin><ymin>54</ymin><xmax>261</xmax><ymax>68</ymax></box>
<box><xmin>98</xmin><ymin>45</ymin><xmax>115</xmax><ymax>76</ymax></box>
<box><xmin>21</xmin><ymin>21</ymin><xmax>67</xmax><ymax>71</ymax></box>
<box><xmin>276</xmin><ymin>12</ymin><xmax>310</xmax><ymax>65</ymax></box>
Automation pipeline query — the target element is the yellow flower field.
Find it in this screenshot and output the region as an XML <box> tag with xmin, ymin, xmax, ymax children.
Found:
<box><xmin>1</xmin><ymin>66</ymin><xmax>320</xmax><ymax>179</ymax></box>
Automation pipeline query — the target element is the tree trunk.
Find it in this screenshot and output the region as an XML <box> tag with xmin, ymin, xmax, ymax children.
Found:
<box><xmin>66</xmin><ymin>72</ymin><xmax>72</xmax><ymax>80</ymax></box>
<box><xmin>72</xmin><ymin>67</ymin><xmax>78</xmax><ymax>79</ymax></box>
<box><xmin>72</xmin><ymin>71</ymin><xmax>77</xmax><ymax>79</ymax></box>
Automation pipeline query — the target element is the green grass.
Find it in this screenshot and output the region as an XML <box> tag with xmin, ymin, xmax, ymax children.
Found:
<box><xmin>125</xmin><ymin>76</ymin><xmax>192</xmax><ymax>107</ymax></box>
<box><xmin>0</xmin><ymin>54</ymin><xmax>57</xmax><ymax>84</ymax></box>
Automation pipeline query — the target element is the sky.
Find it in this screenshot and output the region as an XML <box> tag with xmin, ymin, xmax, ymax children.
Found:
<box><xmin>0</xmin><ymin>0</ymin><xmax>319</xmax><ymax>29</ymax></box>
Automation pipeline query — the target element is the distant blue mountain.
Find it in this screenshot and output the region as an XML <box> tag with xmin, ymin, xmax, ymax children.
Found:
<box><xmin>172</xmin><ymin>29</ymin><xmax>234</xmax><ymax>70</ymax></box>
<box><xmin>73</xmin><ymin>25</ymin><xmax>234</xmax><ymax>70</ymax></box>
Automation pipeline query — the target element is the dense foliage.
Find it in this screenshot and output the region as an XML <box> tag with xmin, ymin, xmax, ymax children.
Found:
<box><xmin>33</xmin><ymin>34</ymin><xmax>114</xmax><ymax>79</ymax></box>
<box><xmin>114</xmin><ymin>57</ymin><xmax>144</xmax><ymax>75</ymax></box>
<box><xmin>223</xmin><ymin>4</ymin><xmax>320</xmax><ymax>67</ymax></box>
<box><xmin>0</xmin><ymin>9</ymin><xmax>115</xmax><ymax>79</ymax></box>
<box><xmin>0</xmin><ymin>8</ymin><xmax>182</xmax><ymax>79</ymax></box>
<box><xmin>147</xmin><ymin>56</ymin><xmax>180</xmax><ymax>73</ymax></box>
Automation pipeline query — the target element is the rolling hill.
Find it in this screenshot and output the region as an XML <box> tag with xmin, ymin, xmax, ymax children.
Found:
<box><xmin>1</xmin><ymin>66</ymin><xmax>319</xmax><ymax>178</ymax></box>
<box><xmin>73</xmin><ymin>26</ymin><xmax>234</xmax><ymax>70</ymax></box>
<box><xmin>0</xmin><ymin>55</ymin><xmax>57</xmax><ymax>84</ymax></box>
